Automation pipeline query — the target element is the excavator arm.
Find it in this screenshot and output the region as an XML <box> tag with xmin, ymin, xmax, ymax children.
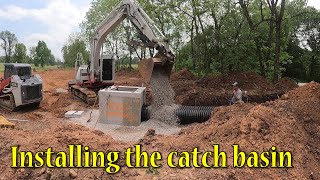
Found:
<box><xmin>89</xmin><ymin>0</ymin><xmax>174</xmax><ymax>83</ymax></box>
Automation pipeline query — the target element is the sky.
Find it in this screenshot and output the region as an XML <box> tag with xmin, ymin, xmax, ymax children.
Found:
<box><xmin>0</xmin><ymin>0</ymin><xmax>319</xmax><ymax>60</ymax></box>
<box><xmin>0</xmin><ymin>0</ymin><xmax>90</xmax><ymax>60</ymax></box>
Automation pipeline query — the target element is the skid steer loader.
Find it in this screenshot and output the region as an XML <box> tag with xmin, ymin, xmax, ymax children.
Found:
<box><xmin>0</xmin><ymin>63</ymin><xmax>43</xmax><ymax>110</ymax></box>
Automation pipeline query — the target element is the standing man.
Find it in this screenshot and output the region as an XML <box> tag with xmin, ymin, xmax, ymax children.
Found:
<box><xmin>230</xmin><ymin>82</ymin><xmax>243</xmax><ymax>105</ymax></box>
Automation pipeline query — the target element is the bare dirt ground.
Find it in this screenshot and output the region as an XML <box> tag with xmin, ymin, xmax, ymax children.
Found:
<box><xmin>0</xmin><ymin>68</ymin><xmax>319</xmax><ymax>179</ymax></box>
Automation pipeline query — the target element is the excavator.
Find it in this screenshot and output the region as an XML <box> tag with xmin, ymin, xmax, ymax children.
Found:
<box><xmin>69</xmin><ymin>0</ymin><xmax>174</xmax><ymax>104</ymax></box>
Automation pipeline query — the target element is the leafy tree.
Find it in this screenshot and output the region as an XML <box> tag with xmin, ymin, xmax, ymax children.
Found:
<box><xmin>48</xmin><ymin>53</ymin><xmax>56</xmax><ymax>66</ymax></box>
<box><xmin>308</xmin><ymin>27</ymin><xmax>320</xmax><ymax>82</ymax></box>
<box><xmin>284</xmin><ymin>5</ymin><xmax>320</xmax><ymax>82</ymax></box>
<box><xmin>13</xmin><ymin>43</ymin><xmax>28</xmax><ymax>63</ymax></box>
<box><xmin>28</xmin><ymin>47</ymin><xmax>36</xmax><ymax>64</ymax></box>
<box><xmin>78</xmin><ymin>0</ymin><xmax>320</xmax><ymax>81</ymax></box>
<box><xmin>34</xmin><ymin>41</ymin><xmax>51</xmax><ymax>67</ymax></box>
<box><xmin>62</xmin><ymin>35</ymin><xmax>89</xmax><ymax>67</ymax></box>
<box><xmin>55</xmin><ymin>58</ymin><xmax>63</xmax><ymax>66</ymax></box>
<box><xmin>0</xmin><ymin>30</ymin><xmax>18</xmax><ymax>63</ymax></box>
<box><xmin>80</xmin><ymin>0</ymin><xmax>120</xmax><ymax>43</ymax></box>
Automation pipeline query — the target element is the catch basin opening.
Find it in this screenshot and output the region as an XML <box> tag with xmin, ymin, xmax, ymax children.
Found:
<box><xmin>111</xmin><ymin>87</ymin><xmax>139</xmax><ymax>92</ymax></box>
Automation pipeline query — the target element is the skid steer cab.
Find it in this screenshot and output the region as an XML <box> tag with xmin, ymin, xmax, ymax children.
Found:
<box><xmin>0</xmin><ymin>64</ymin><xmax>43</xmax><ymax>110</ymax></box>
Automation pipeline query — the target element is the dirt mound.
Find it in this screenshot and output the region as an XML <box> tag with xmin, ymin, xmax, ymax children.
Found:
<box><xmin>116</xmin><ymin>68</ymin><xmax>139</xmax><ymax>76</ymax></box>
<box><xmin>196</xmin><ymin>72</ymin><xmax>275</xmax><ymax>91</ymax></box>
<box><xmin>115</xmin><ymin>69</ymin><xmax>144</xmax><ymax>86</ymax></box>
<box><xmin>275</xmin><ymin>77</ymin><xmax>299</xmax><ymax>92</ymax></box>
<box><xmin>39</xmin><ymin>69</ymin><xmax>75</xmax><ymax>92</ymax></box>
<box><xmin>287</xmin><ymin>81</ymin><xmax>319</xmax><ymax>98</ymax></box>
<box><xmin>41</xmin><ymin>93</ymin><xmax>86</xmax><ymax>118</ymax></box>
<box><xmin>0</xmin><ymin>121</ymin><xmax>125</xmax><ymax>180</ymax></box>
<box><xmin>36</xmin><ymin>68</ymin><xmax>296</xmax><ymax>109</ymax></box>
<box><xmin>22</xmin><ymin>112</ymin><xmax>44</xmax><ymax>120</ymax></box>
<box><xmin>136</xmin><ymin>82</ymin><xmax>320</xmax><ymax>179</ymax></box>
<box><xmin>172</xmin><ymin>70</ymin><xmax>297</xmax><ymax>106</ymax></box>
<box><xmin>171</xmin><ymin>68</ymin><xmax>196</xmax><ymax>81</ymax></box>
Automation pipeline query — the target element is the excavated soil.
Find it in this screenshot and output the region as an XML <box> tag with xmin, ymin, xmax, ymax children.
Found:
<box><xmin>112</xmin><ymin>68</ymin><xmax>298</xmax><ymax>107</ymax></box>
<box><xmin>0</xmin><ymin>69</ymin><xmax>318</xmax><ymax>179</ymax></box>
<box><xmin>171</xmin><ymin>69</ymin><xmax>299</xmax><ymax>106</ymax></box>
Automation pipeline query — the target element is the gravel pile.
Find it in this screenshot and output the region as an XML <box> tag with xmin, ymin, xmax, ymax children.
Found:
<box><xmin>150</xmin><ymin>104</ymin><xmax>180</xmax><ymax>125</ymax></box>
<box><xmin>150</xmin><ymin>67</ymin><xmax>180</xmax><ymax>125</ymax></box>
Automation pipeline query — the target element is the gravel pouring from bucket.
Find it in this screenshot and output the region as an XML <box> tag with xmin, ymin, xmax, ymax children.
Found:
<box><xmin>138</xmin><ymin>56</ymin><xmax>173</xmax><ymax>84</ymax></box>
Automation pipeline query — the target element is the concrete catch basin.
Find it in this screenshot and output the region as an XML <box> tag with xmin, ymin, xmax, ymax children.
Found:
<box><xmin>99</xmin><ymin>86</ymin><xmax>146</xmax><ymax>126</ymax></box>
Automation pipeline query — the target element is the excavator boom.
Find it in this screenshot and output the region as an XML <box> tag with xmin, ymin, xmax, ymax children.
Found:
<box><xmin>89</xmin><ymin>0</ymin><xmax>174</xmax><ymax>84</ymax></box>
<box><xmin>70</xmin><ymin>0</ymin><xmax>174</xmax><ymax>104</ymax></box>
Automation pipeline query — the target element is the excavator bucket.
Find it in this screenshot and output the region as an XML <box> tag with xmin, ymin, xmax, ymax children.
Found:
<box><xmin>138</xmin><ymin>56</ymin><xmax>173</xmax><ymax>84</ymax></box>
<box><xmin>139</xmin><ymin>58</ymin><xmax>155</xmax><ymax>84</ymax></box>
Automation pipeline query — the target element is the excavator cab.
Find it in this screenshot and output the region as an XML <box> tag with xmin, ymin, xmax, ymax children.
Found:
<box><xmin>100</xmin><ymin>55</ymin><xmax>115</xmax><ymax>82</ymax></box>
<box><xmin>4</xmin><ymin>64</ymin><xmax>32</xmax><ymax>80</ymax></box>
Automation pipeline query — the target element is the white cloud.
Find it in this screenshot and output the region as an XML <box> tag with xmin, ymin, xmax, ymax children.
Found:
<box><xmin>0</xmin><ymin>5</ymin><xmax>30</xmax><ymax>21</ymax></box>
<box><xmin>308</xmin><ymin>0</ymin><xmax>320</xmax><ymax>9</ymax></box>
<box><xmin>0</xmin><ymin>0</ymin><xmax>90</xmax><ymax>59</ymax></box>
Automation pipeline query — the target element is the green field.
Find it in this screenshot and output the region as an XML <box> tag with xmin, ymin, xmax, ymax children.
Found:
<box><xmin>0</xmin><ymin>63</ymin><xmax>138</xmax><ymax>72</ymax></box>
<box><xmin>0</xmin><ymin>63</ymin><xmax>59</xmax><ymax>72</ymax></box>
<box><xmin>131</xmin><ymin>64</ymin><xmax>138</xmax><ymax>69</ymax></box>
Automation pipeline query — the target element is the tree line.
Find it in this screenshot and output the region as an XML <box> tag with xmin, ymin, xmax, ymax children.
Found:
<box><xmin>62</xmin><ymin>0</ymin><xmax>320</xmax><ymax>82</ymax></box>
<box><xmin>61</xmin><ymin>31</ymin><xmax>140</xmax><ymax>71</ymax></box>
<box><xmin>61</xmin><ymin>33</ymin><xmax>90</xmax><ymax>68</ymax></box>
<box><xmin>0</xmin><ymin>30</ymin><xmax>59</xmax><ymax>67</ymax></box>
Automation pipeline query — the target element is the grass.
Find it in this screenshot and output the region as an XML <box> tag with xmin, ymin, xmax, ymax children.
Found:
<box><xmin>0</xmin><ymin>63</ymin><xmax>59</xmax><ymax>72</ymax></box>
<box><xmin>0</xmin><ymin>62</ymin><xmax>138</xmax><ymax>73</ymax></box>
<box><xmin>30</xmin><ymin>64</ymin><xmax>59</xmax><ymax>71</ymax></box>
<box><xmin>131</xmin><ymin>64</ymin><xmax>138</xmax><ymax>69</ymax></box>
<box><xmin>116</xmin><ymin>64</ymin><xmax>139</xmax><ymax>70</ymax></box>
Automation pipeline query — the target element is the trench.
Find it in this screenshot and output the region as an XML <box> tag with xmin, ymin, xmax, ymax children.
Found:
<box><xmin>147</xmin><ymin>67</ymin><xmax>286</xmax><ymax>125</ymax></box>
<box><xmin>178</xmin><ymin>92</ymin><xmax>285</xmax><ymax>107</ymax></box>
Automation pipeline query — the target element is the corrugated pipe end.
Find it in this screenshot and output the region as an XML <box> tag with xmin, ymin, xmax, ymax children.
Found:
<box><xmin>175</xmin><ymin>106</ymin><xmax>214</xmax><ymax>124</ymax></box>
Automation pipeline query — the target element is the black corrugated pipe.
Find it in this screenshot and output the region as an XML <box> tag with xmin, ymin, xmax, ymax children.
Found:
<box><xmin>175</xmin><ymin>106</ymin><xmax>214</xmax><ymax>124</ymax></box>
<box><xmin>141</xmin><ymin>106</ymin><xmax>151</xmax><ymax>122</ymax></box>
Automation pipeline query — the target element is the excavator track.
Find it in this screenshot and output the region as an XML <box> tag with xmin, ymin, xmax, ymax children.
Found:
<box><xmin>0</xmin><ymin>94</ymin><xmax>16</xmax><ymax>111</ymax></box>
<box><xmin>69</xmin><ymin>85</ymin><xmax>97</xmax><ymax>105</ymax></box>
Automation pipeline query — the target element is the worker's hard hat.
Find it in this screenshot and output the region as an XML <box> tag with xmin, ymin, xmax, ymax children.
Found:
<box><xmin>232</xmin><ymin>82</ymin><xmax>238</xmax><ymax>86</ymax></box>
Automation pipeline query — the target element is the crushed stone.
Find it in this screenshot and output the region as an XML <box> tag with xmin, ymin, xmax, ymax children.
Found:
<box><xmin>149</xmin><ymin>67</ymin><xmax>180</xmax><ymax>125</ymax></box>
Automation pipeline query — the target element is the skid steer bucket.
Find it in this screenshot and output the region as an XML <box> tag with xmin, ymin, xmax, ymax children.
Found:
<box><xmin>138</xmin><ymin>56</ymin><xmax>173</xmax><ymax>84</ymax></box>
